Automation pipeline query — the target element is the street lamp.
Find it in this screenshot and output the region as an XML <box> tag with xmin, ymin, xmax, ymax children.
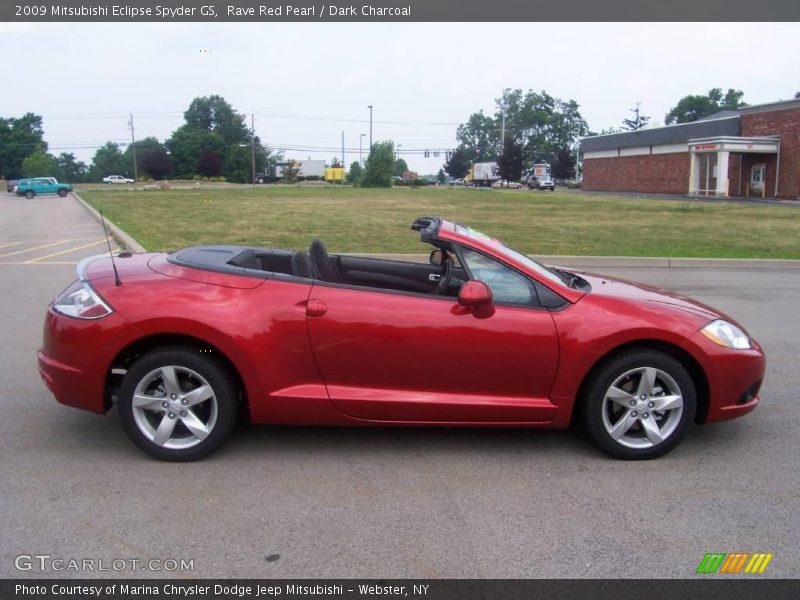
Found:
<box><xmin>396</xmin><ymin>144</ymin><xmax>402</xmax><ymax>160</ymax></box>
<box><xmin>359</xmin><ymin>133</ymin><xmax>366</xmax><ymax>164</ymax></box>
<box><xmin>367</xmin><ymin>105</ymin><xmax>373</xmax><ymax>157</ymax></box>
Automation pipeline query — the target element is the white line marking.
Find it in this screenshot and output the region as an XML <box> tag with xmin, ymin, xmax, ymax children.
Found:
<box><xmin>25</xmin><ymin>240</ymin><xmax>108</xmax><ymax>263</ymax></box>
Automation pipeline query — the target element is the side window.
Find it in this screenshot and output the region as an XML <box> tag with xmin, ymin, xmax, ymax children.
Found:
<box><xmin>459</xmin><ymin>247</ymin><xmax>537</xmax><ymax>306</ymax></box>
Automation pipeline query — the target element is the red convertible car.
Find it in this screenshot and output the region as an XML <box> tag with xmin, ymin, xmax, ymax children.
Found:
<box><xmin>38</xmin><ymin>217</ymin><xmax>765</xmax><ymax>461</ymax></box>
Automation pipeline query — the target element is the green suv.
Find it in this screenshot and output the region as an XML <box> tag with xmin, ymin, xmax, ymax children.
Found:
<box><xmin>16</xmin><ymin>177</ymin><xmax>73</xmax><ymax>199</ymax></box>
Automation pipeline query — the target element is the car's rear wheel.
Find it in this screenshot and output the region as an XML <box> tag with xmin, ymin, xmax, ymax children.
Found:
<box><xmin>582</xmin><ymin>350</ymin><xmax>696</xmax><ymax>459</ymax></box>
<box><xmin>118</xmin><ymin>346</ymin><xmax>238</xmax><ymax>461</ymax></box>
<box><xmin>57</xmin><ymin>188</ymin><xmax>67</xmax><ymax>197</ymax></box>
<box><xmin>25</xmin><ymin>190</ymin><xmax>34</xmax><ymax>199</ymax></box>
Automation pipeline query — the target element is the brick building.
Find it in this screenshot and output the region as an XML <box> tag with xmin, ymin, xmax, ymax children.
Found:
<box><xmin>580</xmin><ymin>98</ymin><xmax>800</xmax><ymax>200</ymax></box>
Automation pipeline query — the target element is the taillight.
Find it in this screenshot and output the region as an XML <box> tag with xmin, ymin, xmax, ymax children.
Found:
<box><xmin>52</xmin><ymin>280</ymin><xmax>113</xmax><ymax>319</ymax></box>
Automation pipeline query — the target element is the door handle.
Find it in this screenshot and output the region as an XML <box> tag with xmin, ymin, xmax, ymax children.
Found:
<box><xmin>306</xmin><ymin>299</ymin><xmax>328</xmax><ymax>317</ymax></box>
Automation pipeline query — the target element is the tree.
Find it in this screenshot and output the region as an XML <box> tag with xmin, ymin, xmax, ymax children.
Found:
<box><xmin>346</xmin><ymin>160</ymin><xmax>363</xmax><ymax>185</ymax></box>
<box><xmin>0</xmin><ymin>113</ymin><xmax>47</xmax><ymax>179</ymax></box>
<box><xmin>665</xmin><ymin>88</ymin><xmax>747</xmax><ymax>124</ymax></box>
<box><xmin>361</xmin><ymin>141</ymin><xmax>395</xmax><ymax>188</ymax></box>
<box><xmin>455</xmin><ymin>89</ymin><xmax>589</xmax><ymax>170</ymax></box>
<box><xmin>280</xmin><ymin>160</ymin><xmax>300</xmax><ymax>183</ymax></box>
<box><xmin>55</xmin><ymin>153</ymin><xmax>87</xmax><ymax>182</ymax></box>
<box><xmin>123</xmin><ymin>137</ymin><xmax>164</xmax><ymax>179</ymax></box>
<box><xmin>437</xmin><ymin>168</ymin><xmax>446</xmax><ymax>184</ymax></box>
<box><xmin>166</xmin><ymin>128</ymin><xmax>225</xmax><ymax>178</ymax></box>
<box><xmin>497</xmin><ymin>137</ymin><xmax>524</xmax><ymax>182</ymax></box>
<box><xmin>795</xmin><ymin>91</ymin><xmax>800</xmax><ymax>99</ymax></box>
<box><xmin>455</xmin><ymin>111</ymin><xmax>499</xmax><ymax>163</ymax></box>
<box><xmin>21</xmin><ymin>149</ymin><xmax>59</xmax><ymax>178</ymax></box>
<box><xmin>550</xmin><ymin>148</ymin><xmax>577</xmax><ymax>180</ymax></box>
<box><xmin>622</xmin><ymin>103</ymin><xmax>650</xmax><ymax>131</ymax></box>
<box><xmin>393</xmin><ymin>158</ymin><xmax>409</xmax><ymax>177</ymax></box>
<box><xmin>443</xmin><ymin>146</ymin><xmax>470</xmax><ymax>179</ymax></box>
<box><xmin>139</xmin><ymin>148</ymin><xmax>172</xmax><ymax>180</ymax></box>
<box><xmin>167</xmin><ymin>95</ymin><xmax>276</xmax><ymax>182</ymax></box>
<box><xmin>183</xmin><ymin>95</ymin><xmax>250</xmax><ymax>144</ymax></box>
<box><xmin>88</xmin><ymin>142</ymin><xmax>127</xmax><ymax>181</ymax></box>
<box><xmin>197</xmin><ymin>150</ymin><xmax>224</xmax><ymax>177</ymax></box>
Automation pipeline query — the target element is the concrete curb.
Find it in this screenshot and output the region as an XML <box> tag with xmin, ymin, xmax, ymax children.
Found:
<box><xmin>72</xmin><ymin>192</ymin><xmax>146</xmax><ymax>253</ymax></box>
<box><xmin>71</xmin><ymin>193</ymin><xmax>799</xmax><ymax>269</ymax></box>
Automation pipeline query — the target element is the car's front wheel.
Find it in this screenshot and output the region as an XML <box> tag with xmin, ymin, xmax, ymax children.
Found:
<box><xmin>57</xmin><ymin>188</ymin><xmax>67</xmax><ymax>197</ymax></box>
<box><xmin>582</xmin><ymin>350</ymin><xmax>696</xmax><ymax>459</ymax></box>
<box><xmin>118</xmin><ymin>346</ymin><xmax>239</xmax><ymax>461</ymax></box>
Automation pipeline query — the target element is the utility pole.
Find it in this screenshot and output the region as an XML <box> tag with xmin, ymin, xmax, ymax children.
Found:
<box><xmin>251</xmin><ymin>113</ymin><xmax>256</xmax><ymax>185</ymax></box>
<box><xmin>499</xmin><ymin>100</ymin><xmax>509</xmax><ymax>149</ymax></box>
<box><xmin>341</xmin><ymin>131</ymin><xmax>345</xmax><ymax>171</ymax></box>
<box><xmin>359</xmin><ymin>133</ymin><xmax>366</xmax><ymax>164</ymax></box>
<box><xmin>128</xmin><ymin>113</ymin><xmax>138</xmax><ymax>182</ymax></box>
<box><xmin>367</xmin><ymin>105</ymin><xmax>373</xmax><ymax>157</ymax></box>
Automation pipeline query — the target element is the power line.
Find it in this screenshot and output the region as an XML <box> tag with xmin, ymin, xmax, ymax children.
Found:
<box><xmin>29</xmin><ymin>110</ymin><xmax>461</xmax><ymax>127</ymax></box>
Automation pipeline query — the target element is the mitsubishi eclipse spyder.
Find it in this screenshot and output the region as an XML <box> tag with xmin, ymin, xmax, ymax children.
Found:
<box><xmin>38</xmin><ymin>217</ymin><xmax>765</xmax><ymax>461</ymax></box>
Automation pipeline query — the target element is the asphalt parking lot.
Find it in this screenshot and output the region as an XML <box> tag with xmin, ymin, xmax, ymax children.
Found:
<box><xmin>0</xmin><ymin>191</ymin><xmax>798</xmax><ymax>579</ymax></box>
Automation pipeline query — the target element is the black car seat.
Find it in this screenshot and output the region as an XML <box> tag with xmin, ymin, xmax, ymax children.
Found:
<box><xmin>309</xmin><ymin>240</ymin><xmax>342</xmax><ymax>283</ymax></box>
<box><xmin>290</xmin><ymin>252</ymin><xmax>315</xmax><ymax>279</ymax></box>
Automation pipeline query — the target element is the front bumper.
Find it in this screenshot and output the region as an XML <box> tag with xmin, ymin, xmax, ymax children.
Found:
<box><xmin>37</xmin><ymin>307</ymin><xmax>140</xmax><ymax>414</ymax></box>
<box><xmin>683</xmin><ymin>331</ymin><xmax>766</xmax><ymax>423</ymax></box>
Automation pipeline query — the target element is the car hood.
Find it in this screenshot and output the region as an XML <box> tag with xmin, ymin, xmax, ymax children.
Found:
<box><xmin>572</xmin><ymin>270</ymin><xmax>727</xmax><ymax>321</ymax></box>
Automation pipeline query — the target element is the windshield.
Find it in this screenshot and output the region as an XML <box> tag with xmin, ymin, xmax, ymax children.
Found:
<box><xmin>453</xmin><ymin>224</ymin><xmax>566</xmax><ymax>287</ymax></box>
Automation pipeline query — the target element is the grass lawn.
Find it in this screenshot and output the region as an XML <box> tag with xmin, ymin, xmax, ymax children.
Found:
<box><xmin>79</xmin><ymin>186</ymin><xmax>800</xmax><ymax>259</ymax></box>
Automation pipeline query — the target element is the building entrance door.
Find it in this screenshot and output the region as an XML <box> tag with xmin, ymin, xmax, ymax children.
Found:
<box><xmin>697</xmin><ymin>153</ymin><xmax>718</xmax><ymax>195</ymax></box>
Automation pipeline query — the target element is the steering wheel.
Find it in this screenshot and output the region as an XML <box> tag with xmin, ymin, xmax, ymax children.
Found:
<box><xmin>436</xmin><ymin>257</ymin><xmax>453</xmax><ymax>295</ymax></box>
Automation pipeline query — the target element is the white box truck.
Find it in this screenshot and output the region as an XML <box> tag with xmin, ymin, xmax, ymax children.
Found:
<box><xmin>465</xmin><ymin>162</ymin><xmax>500</xmax><ymax>187</ymax></box>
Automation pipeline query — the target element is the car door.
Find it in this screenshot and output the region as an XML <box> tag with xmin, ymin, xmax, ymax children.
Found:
<box><xmin>305</xmin><ymin>261</ymin><xmax>561</xmax><ymax>423</ymax></box>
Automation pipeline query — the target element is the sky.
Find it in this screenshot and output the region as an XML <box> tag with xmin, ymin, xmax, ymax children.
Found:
<box><xmin>1</xmin><ymin>22</ymin><xmax>798</xmax><ymax>174</ymax></box>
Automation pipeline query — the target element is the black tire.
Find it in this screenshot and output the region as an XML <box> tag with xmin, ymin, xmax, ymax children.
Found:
<box><xmin>57</xmin><ymin>188</ymin><xmax>67</xmax><ymax>197</ymax></box>
<box><xmin>581</xmin><ymin>350</ymin><xmax>696</xmax><ymax>460</ymax></box>
<box><xmin>118</xmin><ymin>346</ymin><xmax>239</xmax><ymax>461</ymax></box>
<box><xmin>256</xmin><ymin>177</ymin><xmax>264</xmax><ymax>184</ymax></box>
<box><xmin>25</xmin><ymin>190</ymin><xmax>34</xmax><ymax>199</ymax></box>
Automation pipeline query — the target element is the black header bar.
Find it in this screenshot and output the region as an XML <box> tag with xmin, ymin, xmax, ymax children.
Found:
<box><xmin>3</xmin><ymin>0</ymin><xmax>800</xmax><ymax>22</ymax></box>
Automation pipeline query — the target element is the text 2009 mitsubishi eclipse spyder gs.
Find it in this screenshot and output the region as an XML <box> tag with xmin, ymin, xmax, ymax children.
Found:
<box><xmin>38</xmin><ymin>217</ymin><xmax>765</xmax><ymax>461</ymax></box>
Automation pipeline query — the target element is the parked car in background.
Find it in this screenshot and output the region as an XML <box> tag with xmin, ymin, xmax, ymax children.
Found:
<box><xmin>38</xmin><ymin>216</ymin><xmax>765</xmax><ymax>461</ymax></box>
<box><xmin>528</xmin><ymin>175</ymin><xmax>556</xmax><ymax>191</ymax></box>
<box><xmin>103</xmin><ymin>175</ymin><xmax>134</xmax><ymax>184</ymax></box>
<box><xmin>492</xmin><ymin>179</ymin><xmax>523</xmax><ymax>189</ymax></box>
<box><xmin>6</xmin><ymin>179</ymin><xmax>18</xmax><ymax>193</ymax></box>
<box><xmin>449</xmin><ymin>178</ymin><xmax>465</xmax><ymax>186</ymax></box>
<box><xmin>16</xmin><ymin>177</ymin><xmax>73</xmax><ymax>199</ymax></box>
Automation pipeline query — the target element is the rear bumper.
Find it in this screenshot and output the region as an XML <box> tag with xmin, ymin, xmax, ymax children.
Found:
<box><xmin>38</xmin><ymin>308</ymin><xmax>140</xmax><ymax>414</ymax></box>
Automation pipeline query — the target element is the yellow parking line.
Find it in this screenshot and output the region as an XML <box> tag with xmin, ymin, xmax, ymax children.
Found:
<box><xmin>0</xmin><ymin>261</ymin><xmax>75</xmax><ymax>265</ymax></box>
<box><xmin>25</xmin><ymin>239</ymin><xmax>108</xmax><ymax>263</ymax></box>
<box><xmin>0</xmin><ymin>241</ymin><xmax>23</xmax><ymax>250</ymax></box>
<box><xmin>0</xmin><ymin>239</ymin><xmax>73</xmax><ymax>259</ymax></box>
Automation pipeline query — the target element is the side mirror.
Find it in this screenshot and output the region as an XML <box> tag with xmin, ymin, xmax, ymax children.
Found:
<box><xmin>458</xmin><ymin>280</ymin><xmax>493</xmax><ymax>307</ymax></box>
<box><xmin>429</xmin><ymin>249</ymin><xmax>444</xmax><ymax>266</ymax></box>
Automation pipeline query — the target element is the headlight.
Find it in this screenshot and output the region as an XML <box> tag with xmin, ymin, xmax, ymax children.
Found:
<box><xmin>700</xmin><ymin>319</ymin><xmax>751</xmax><ymax>350</ymax></box>
<box><xmin>52</xmin><ymin>281</ymin><xmax>113</xmax><ymax>319</ymax></box>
